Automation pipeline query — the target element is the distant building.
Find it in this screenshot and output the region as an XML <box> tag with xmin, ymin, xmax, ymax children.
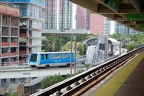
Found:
<box><xmin>76</xmin><ymin>5</ymin><xmax>104</xmax><ymax>35</ymax></box>
<box><xmin>114</xmin><ymin>22</ymin><xmax>138</xmax><ymax>35</ymax></box>
<box><xmin>45</xmin><ymin>0</ymin><xmax>73</xmax><ymax>30</ymax></box>
<box><xmin>76</xmin><ymin>5</ymin><xmax>86</xmax><ymax>29</ymax></box>
<box><xmin>103</xmin><ymin>17</ymin><xmax>111</xmax><ymax>35</ymax></box>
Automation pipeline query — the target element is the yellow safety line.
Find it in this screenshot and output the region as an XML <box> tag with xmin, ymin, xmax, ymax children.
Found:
<box><xmin>91</xmin><ymin>52</ymin><xmax>144</xmax><ymax>96</ymax></box>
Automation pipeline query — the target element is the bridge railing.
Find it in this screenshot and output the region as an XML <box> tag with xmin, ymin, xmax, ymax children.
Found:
<box><xmin>30</xmin><ymin>46</ymin><xmax>144</xmax><ymax>96</ymax></box>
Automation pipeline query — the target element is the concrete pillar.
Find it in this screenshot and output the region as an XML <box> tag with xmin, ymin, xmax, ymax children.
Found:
<box><xmin>6</xmin><ymin>79</ymin><xmax>10</xmax><ymax>88</ymax></box>
<box><xmin>0</xmin><ymin>79</ymin><xmax>1</xmax><ymax>88</ymax></box>
<box><xmin>15</xmin><ymin>78</ymin><xmax>19</xmax><ymax>84</ymax></box>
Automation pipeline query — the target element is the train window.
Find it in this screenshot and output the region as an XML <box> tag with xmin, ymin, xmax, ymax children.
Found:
<box><xmin>54</xmin><ymin>53</ymin><xmax>61</xmax><ymax>59</ymax></box>
<box><xmin>49</xmin><ymin>54</ymin><xmax>53</xmax><ymax>59</ymax></box>
<box><xmin>46</xmin><ymin>54</ymin><xmax>48</xmax><ymax>60</ymax></box>
<box><xmin>30</xmin><ymin>54</ymin><xmax>37</xmax><ymax>61</ymax></box>
<box><xmin>63</xmin><ymin>53</ymin><xmax>70</xmax><ymax>58</ymax></box>
<box><xmin>41</xmin><ymin>54</ymin><xmax>45</xmax><ymax>60</ymax></box>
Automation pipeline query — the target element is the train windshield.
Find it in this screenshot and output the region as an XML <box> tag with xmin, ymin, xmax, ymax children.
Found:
<box><xmin>30</xmin><ymin>54</ymin><xmax>37</xmax><ymax>62</ymax></box>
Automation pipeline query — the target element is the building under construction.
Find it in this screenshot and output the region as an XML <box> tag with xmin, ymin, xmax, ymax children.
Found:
<box><xmin>0</xmin><ymin>1</ymin><xmax>45</xmax><ymax>95</ymax></box>
<box><xmin>0</xmin><ymin>2</ymin><xmax>20</xmax><ymax>66</ymax></box>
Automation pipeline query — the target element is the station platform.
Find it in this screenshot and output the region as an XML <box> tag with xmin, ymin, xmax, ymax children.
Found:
<box><xmin>89</xmin><ymin>52</ymin><xmax>144</xmax><ymax>96</ymax></box>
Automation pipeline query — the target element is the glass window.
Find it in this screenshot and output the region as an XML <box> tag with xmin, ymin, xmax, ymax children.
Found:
<box><xmin>30</xmin><ymin>54</ymin><xmax>37</xmax><ymax>62</ymax></box>
<box><xmin>46</xmin><ymin>54</ymin><xmax>48</xmax><ymax>60</ymax></box>
<box><xmin>49</xmin><ymin>54</ymin><xmax>53</xmax><ymax>59</ymax></box>
<box><xmin>63</xmin><ymin>53</ymin><xmax>70</xmax><ymax>58</ymax></box>
<box><xmin>54</xmin><ymin>53</ymin><xmax>61</xmax><ymax>59</ymax></box>
<box><xmin>41</xmin><ymin>54</ymin><xmax>45</xmax><ymax>60</ymax></box>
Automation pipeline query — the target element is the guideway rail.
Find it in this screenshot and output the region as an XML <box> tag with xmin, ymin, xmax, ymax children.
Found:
<box><xmin>31</xmin><ymin>46</ymin><xmax>144</xmax><ymax>96</ymax></box>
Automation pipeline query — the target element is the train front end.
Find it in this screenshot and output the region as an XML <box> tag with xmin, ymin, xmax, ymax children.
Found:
<box><xmin>28</xmin><ymin>53</ymin><xmax>39</xmax><ymax>67</ymax></box>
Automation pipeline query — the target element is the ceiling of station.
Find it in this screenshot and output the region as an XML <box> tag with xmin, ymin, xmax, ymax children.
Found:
<box><xmin>69</xmin><ymin>0</ymin><xmax>144</xmax><ymax>32</ymax></box>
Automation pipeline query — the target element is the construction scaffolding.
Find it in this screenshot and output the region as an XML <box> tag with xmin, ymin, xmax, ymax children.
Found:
<box><xmin>0</xmin><ymin>2</ymin><xmax>20</xmax><ymax>66</ymax></box>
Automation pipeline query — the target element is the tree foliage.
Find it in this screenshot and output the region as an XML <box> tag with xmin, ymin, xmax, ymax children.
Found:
<box><xmin>60</xmin><ymin>41</ymin><xmax>84</xmax><ymax>56</ymax></box>
<box><xmin>109</xmin><ymin>33</ymin><xmax>144</xmax><ymax>51</ymax></box>
<box><xmin>42</xmin><ymin>34</ymin><xmax>96</xmax><ymax>53</ymax></box>
<box><xmin>41</xmin><ymin>74</ymin><xmax>71</xmax><ymax>89</ymax></box>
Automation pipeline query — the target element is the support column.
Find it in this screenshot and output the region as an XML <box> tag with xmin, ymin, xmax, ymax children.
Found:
<box><xmin>6</xmin><ymin>79</ymin><xmax>10</xmax><ymax>88</ymax></box>
<box><xmin>0</xmin><ymin>79</ymin><xmax>1</xmax><ymax>88</ymax></box>
<box><xmin>15</xmin><ymin>78</ymin><xmax>19</xmax><ymax>85</ymax></box>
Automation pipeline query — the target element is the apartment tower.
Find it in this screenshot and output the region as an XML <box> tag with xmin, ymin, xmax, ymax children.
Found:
<box><xmin>76</xmin><ymin>5</ymin><xmax>104</xmax><ymax>35</ymax></box>
<box><xmin>45</xmin><ymin>0</ymin><xmax>73</xmax><ymax>30</ymax></box>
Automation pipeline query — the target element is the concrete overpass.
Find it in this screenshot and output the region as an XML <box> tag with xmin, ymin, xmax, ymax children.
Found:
<box><xmin>69</xmin><ymin>0</ymin><xmax>144</xmax><ymax>32</ymax></box>
<box><xmin>42</xmin><ymin>29</ymin><xmax>90</xmax><ymax>36</ymax></box>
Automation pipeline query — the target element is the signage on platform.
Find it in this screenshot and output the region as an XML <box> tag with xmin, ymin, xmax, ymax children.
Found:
<box><xmin>126</xmin><ymin>14</ymin><xmax>144</xmax><ymax>21</ymax></box>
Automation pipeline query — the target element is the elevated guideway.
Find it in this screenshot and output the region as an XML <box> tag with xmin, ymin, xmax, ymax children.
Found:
<box><xmin>30</xmin><ymin>46</ymin><xmax>144</xmax><ymax>96</ymax></box>
<box><xmin>42</xmin><ymin>29</ymin><xmax>90</xmax><ymax>36</ymax></box>
<box><xmin>0</xmin><ymin>66</ymin><xmax>86</xmax><ymax>79</ymax></box>
<box><xmin>88</xmin><ymin>52</ymin><xmax>144</xmax><ymax>96</ymax></box>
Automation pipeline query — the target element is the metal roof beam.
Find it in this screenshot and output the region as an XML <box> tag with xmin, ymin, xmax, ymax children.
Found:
<box><xmin>69</xmin><ymin>0</ymin><xmax>98</xmax><ymax>13</ymax></box>
<box><xmin>129</xmin><ymin>0</ymin><xmax>141</xmax><ymax>13</ymax></box>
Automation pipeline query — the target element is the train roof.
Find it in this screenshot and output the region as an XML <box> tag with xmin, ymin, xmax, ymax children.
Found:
<box><xmin>108</xmin><ymin>38</ymin><xmax>119</xmax><ymax>44</ymax></box>
<box><xmin>30</xmin><ymin>51</ymin><xmax>74</xmax><ymax>54</ymax></box>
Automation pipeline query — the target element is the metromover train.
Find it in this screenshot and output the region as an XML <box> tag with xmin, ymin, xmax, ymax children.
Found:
<box><xmin>28</xmin><ymin>52</ymin><xmax>75</xmax><ymax>68</ymax></box>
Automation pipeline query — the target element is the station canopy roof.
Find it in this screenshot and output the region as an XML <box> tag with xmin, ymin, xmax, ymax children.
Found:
<box><xmin>69</xmin><ymin>0</ymin><xmax>144</xmax><ymax>32</ymax></box>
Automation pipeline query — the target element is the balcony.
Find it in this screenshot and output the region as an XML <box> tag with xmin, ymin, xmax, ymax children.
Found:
<box><xmin>19</xmin><ymin>59</ymin><xmax>27</xmax><ymax>64</ymax></box>
<box><xmin>11</xmin><ymin>32</ymin><xmax>18</xmax><ymax>36</ymax></box>
<box><xmin>20</xmin><ymin>33</ymin><xmax>26</xmax><ymax>37</ymax></box>
<box><xmin>29</xmin><ymin>42</ymin><xmax>32</xmax><ymax>45</ymax></box>
<box><xmin>19</xmin><ymin>51</ymin><xmax>26</xmax><ymax>54</ymax></box>
<box><xmin>11</xmin><ymin>52</ymin><xmax>18</xmax><ymax>56</ymax></box>
<box><xmin>3</xmin><ymin>61</ymin><xmax>17</xmax><ymax>66</ymax></box>
<box><xmin>2</xmin><ymin>32</ymin><xmax>8</xmax><ymax>36</ymax></box>
<box><xmin>19</xmin><ymin>42</ymin><xmax>26</xmax><ymax>45</ymax></box>
<box><xmin>2</xmin><ymin>42</ymin><xmax>8</xmax><ymax>46</ymax></box>
<box><xmin>2</xmin><ymin>53</ymin><xmax>9</xmax><ymax>57</ymax></box>
<box><xmin>11</xmin><ymin>42</ymin><xmax>18</xmax><ymax>46</ymax></box>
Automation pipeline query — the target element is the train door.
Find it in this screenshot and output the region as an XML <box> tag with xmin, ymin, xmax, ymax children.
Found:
<box><xmin>62</xmin><ymin>53</ymin><xmax>68</xmax><ymax>62</ymax></box>
<box><xmin>66</xmin><ymin>53</ymin><xmax>70</xmax><ymax>62</ymax></box>
<box><xmin>53</xmin><ymin>53</ymin><xmax>62</xmax><ymax>65</ymax></box>
<box><xmin>45</xmin><ymin>54</ymin><xmax>50</xmax><ymax>64</ymax></box>
<box><xmin>49</xmin><ymin>54</ymin><xmax>54</xmax><ymax>64</ymax></box>
<box><xmin>40</xmin><ymin>54</ymin><xmax>45</xmax><ymax>65</ymax></box>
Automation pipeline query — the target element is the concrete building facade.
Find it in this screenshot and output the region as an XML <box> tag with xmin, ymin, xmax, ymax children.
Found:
<box><xmin>3</xmin><ymin>0</ymin><xmax>45</xmax><ymax>62</ymax></box>
<box><xmin>114</xmin><ymin>22</ymin><xmax>138</xmax><ymax>35</ymax></box>
<box><xmin>0</xmin><ymin>2</ymin><xmax>20</xmax><ymax>66</ymax></box>
<box><xmin>76</xmin><ymin>5</ymin><xmax>104</xmax><ymax>35</ymax></box>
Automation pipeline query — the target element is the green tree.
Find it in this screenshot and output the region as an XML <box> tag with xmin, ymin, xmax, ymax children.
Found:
<box><xmin>60</xmin><ymin>41</ymin><xmax>84</xmax><ymax>56</ymax></box>
<box><xmin>42</xmin><ymin>36</ymin><xmax>60</xmax><ymax>52</ymax></box>
<box><xmin>41</xmin><ymin>74</ymin><xmax>68</xmax><ymax>89</ymax></box>
<box><xmin>109</xmin><ymin>33</ymin><xmax>144</xmax><ymax>52</ymax></box>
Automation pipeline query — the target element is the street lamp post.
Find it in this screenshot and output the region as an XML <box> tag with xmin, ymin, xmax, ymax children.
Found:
<box><xmin>70</xmin><ymin>35</ymin><xmax>72</xmax><ymax>75</ymax></box>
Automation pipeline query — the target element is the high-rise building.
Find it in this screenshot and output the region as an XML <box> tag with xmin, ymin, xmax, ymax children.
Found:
<box><xmin>103</xmin><ymin>17</ymin><xmax>111</xmax><ymax>35</ymax></box>
<box><xmin>76</xmin><ymin>5</ymin><xmax>86</xmax><ymax>29</ymax></box>
<box><xmin>76</xmin><ymin>5</ymin><xmax>104</xmax><ymax>35</ymax></box>
<box><xmin>45</xmin><ymin>0</ymin><xmax>73</xmax><ymax>30</ymax></box>
<box><xmin>45</xmin><ymin>0</ymin><xmax>59</xmax><ymax>29</ymax></box>
<box><xmin>114</xmin><ymin>22</ymin><xmax>138</xmax><ymax>35</ymax></box>
<box><xmin>3</xmin><ymin>0</ymin><xmax>45</xmax><ymax>62</ymax></box>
